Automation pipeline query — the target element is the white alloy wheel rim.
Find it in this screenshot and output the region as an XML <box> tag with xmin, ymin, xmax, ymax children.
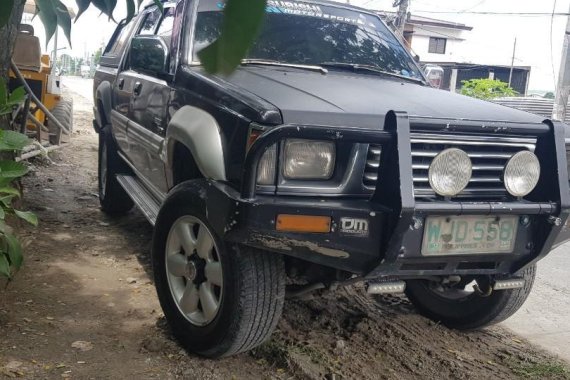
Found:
<box><xmin>165</xmin><ymin>216</ymin><xmax>223</xmax><ymax>326</ymax></box>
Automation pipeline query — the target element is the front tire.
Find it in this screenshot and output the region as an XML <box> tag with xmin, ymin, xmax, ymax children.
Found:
<box><xmin>405</xmin><ymin>265</ymin><xmax>536</xmax><ymax>330</ymax></box>
<box><xmin>98</xmin><ymin>127</ymin><xmax>134</xmax><ymax>215</ymax></box>
<box><xmin>152</xmin><ymin>182</ymin><xmax>286</xmax><ymax>358</ymax></box>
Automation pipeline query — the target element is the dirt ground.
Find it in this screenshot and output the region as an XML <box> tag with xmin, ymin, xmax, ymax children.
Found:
<box><xmin>0</xmin><ymin>83</ymin><xmax>569</xmax><ymax>379</ymax></box>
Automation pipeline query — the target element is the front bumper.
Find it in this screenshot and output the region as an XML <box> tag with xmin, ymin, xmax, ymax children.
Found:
<box><xmin>215</xmin><ymin>112</ymin><xmax>570</xmax><ymax>279</ymax></box>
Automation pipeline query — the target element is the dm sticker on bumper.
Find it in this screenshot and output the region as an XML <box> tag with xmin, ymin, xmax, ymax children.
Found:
<box><xmin>340</xmin><ymin>218</ymin><xmax>369</xmax><ymax>237</ymax></box>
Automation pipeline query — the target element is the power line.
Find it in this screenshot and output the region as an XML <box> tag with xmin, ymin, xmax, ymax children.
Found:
<box><xmin>412</xmin><ymin>10</ymin><xmax>570</xmax><ymax>16</ymax></box>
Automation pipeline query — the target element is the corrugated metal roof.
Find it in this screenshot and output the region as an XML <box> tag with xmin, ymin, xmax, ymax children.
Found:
<box><xmin>492</xmin><ymin>97</ymin><xmax>570</xmax><ymax>123</ymax></box>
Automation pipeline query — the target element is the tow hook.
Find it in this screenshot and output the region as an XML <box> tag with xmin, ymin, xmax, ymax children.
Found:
<box><xmin>473</xmin><ymin>278</ymin><xmax>493</xmax><ymax>297</ymax></box>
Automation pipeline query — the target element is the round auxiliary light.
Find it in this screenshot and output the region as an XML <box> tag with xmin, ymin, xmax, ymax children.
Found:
<box><xmin>428</xmin><ymin>148</ymin><xmax>472</xmax><ymax>197</ymax></box>
<box><xmin>503</xmin><ymin>151</ymin><xmax>540</xmax><ymax>197</ymax></box>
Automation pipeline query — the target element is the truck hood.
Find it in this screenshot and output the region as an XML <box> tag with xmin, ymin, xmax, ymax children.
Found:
<box><xmin>223</xmin><ymin>66</ymin><xmax>544</xmax><ymax>128</ymax></box>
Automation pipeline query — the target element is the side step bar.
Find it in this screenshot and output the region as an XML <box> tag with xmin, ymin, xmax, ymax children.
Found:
<box><xmin>116</xmin><ymin>175</ymin><xmax>160</xmax><ymax>225</ymax></box>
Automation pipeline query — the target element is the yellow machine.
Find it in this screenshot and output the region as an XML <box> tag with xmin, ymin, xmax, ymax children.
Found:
<box><xmin>9</xmin><ymin>24</ymin><xmax>72</xmax><ymax>145</ymax></box>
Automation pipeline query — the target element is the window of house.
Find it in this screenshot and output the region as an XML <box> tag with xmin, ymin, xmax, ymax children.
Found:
<box><xmin>428</xmin><ymin>37</ymin><xmax>447</xmax><ymax>54</ymax></box>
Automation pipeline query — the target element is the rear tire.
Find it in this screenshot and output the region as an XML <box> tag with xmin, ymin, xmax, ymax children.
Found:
<box><xmin>98</xmin><ymin>127</ymin><xmax>133</xmax><ymax>215</ymax></box>
<box><xmin>48</xmin><ymin>98</ymin><xmax>73</xmax><ymax>144</ymax></box>
<box><xmin>152</xmin><ymin>181</ymin><xmax>286</xmax><ymax>358</ymax></box>
<box><xmin>405</xmin><ymin>265</ymin><xmax>536</xmax><ymax>330</ymax></box>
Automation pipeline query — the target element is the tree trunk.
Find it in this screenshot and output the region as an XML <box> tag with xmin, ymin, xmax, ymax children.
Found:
<box><xmin>0</xmin><ymin>0</ymin><xmax>26</xmax><ymax>79</ymax></box>
<box><xmin>0</xmin><ymin>0</ymin><xmax>26</xmax><ymax>130</ymax></box>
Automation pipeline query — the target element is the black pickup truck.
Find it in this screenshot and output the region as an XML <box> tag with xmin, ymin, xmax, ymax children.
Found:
<box><xmin>93</xmin><ymin>0</ymin><xmax>570</xmax><ymax>358</ymax></box>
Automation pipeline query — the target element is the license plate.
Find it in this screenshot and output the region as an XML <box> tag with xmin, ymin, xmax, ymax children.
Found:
<box><xmin>421</xmin><ymin>215</ymin><xmax>518</xmax><ymax>256</ymax></box>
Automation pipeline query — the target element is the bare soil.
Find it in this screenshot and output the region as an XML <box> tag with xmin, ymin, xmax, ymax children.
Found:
<box><xmin>0</xmin><ymin>84</ymin><xmax>569</xmax><ymax>379</ymax></box>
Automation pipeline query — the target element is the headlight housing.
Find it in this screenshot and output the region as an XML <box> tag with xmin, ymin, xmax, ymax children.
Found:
<box><xmin>283</xmin><ymin>139</ymin><xmax>336</xmax><ymax>180</ymax></box>
<box><xmin>503</xmin><ymin>151</ymin><xmax>540</xmax><ymax>197</ymax></box>
<box><xmin>257</xmin><ymin>144</ymin><xmax>277</xmax><ymax>185</ymax></box>
<box><xmin>428</xmin><ymin>148</ymin><xmax>472</xmax><ymax>196</ymax></box>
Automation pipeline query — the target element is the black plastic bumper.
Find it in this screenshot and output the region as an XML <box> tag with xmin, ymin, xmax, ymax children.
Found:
<box><xmin>215</xmin><ymin>111</ymin><xmax>570</xmax><ymax>279</ymax></box>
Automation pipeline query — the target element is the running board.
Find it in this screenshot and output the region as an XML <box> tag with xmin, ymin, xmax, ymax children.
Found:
<box><xmin>116</xmin><ymin>175</ymin><xmax>160</xmax><ymax>225</ymax></box>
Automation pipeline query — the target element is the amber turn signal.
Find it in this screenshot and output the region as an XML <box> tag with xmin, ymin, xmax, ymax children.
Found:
<box><xmin>276</xmin><ymin>214</ymin><xmax>331</xmax><ymax>233</ymax></box>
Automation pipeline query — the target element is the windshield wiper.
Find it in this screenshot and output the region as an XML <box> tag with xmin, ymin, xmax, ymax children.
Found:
<box><xmin>241</xmin><ymin>59</ymin><xmax>328</xmax><ymax>75</ymax></box>
<box><xmin>319</xmin><ymin>62</ymin><xmax>425</xmax><ymax>84</ymax></box>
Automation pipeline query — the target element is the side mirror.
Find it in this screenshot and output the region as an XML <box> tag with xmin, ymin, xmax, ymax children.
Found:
<box><xmin>129</xmin><ymin>36</ymin><xmax>170</xmax><ymax>78</ymax></box>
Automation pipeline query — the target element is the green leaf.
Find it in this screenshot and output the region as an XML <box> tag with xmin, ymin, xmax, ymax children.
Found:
<box><xmin>36</xmin><ymin>0</ymin><xmax>73</xmax><ymax>46</ymax></box>
<box><xmin>14</xmin><ymin>210</ymin><xmax>38</xmax><ymax>226</ymax></box>
<box><xmin>0</xmin><ymin>253</ymin><xmax>10</xmax><ymax>278</ymax></box>
<box><xmin>0</xmin><ymin>0</ymin><xmax>15</xmax><ymax>28</ymax></box>
<box><xmin>4</xmin><ymin>233</ymin><xmax>22</xmax><ymax>270</ymax></box>
<box><xmin>53</xmin><ymin>0</ymin><xmax>73</xmax><ymax>48</ymax></box>
<box><xmin>0</xmin><ymin>187</ymin><xmax>21</xmax><ymax>198</ymax></box>
<box><xmin>198</xmin><ymin>0</ymin><xmax>267</xmax><ymax>75</ymax></box>
<box><xmin>0</xmin><ymin>131</ymin><xmax>31</xmax><ymax>151</ymax></box>
<box><xmin>36</xmin><ymin>0</ymin><xmax>58</xmax><ymax>47</ymax></box>
<box><xmin>0</xmin><ymin>207</ymin><xmax>5</xmax><ymax>220</ymax></box>
<box><xmin>74</xmin><ymin>0</ymin><xmax>91</xmax><ymax>21</ymax></box>
<box><xmin>0</xmin><ymin>160</ymin><xmax>28</xmax><ymax>179</ymax></box>
<box><xmin>126</xmin><ymin>0</ymin><xmax>135</xmax><ymax>24</ymax></box>
<box><xmin>92</xmin><ymin>0</ymin><xmax>116</xmax><ymax>21</ymax></box>
<box><xmin>6</xmin><ymin>87</ymin><xmax>26</xmax><ymax>107</ymax></box>
<box><xmin>0</xmin><ymin>195</ymin><xmax>16</xmax><ymax>208</ymax></box>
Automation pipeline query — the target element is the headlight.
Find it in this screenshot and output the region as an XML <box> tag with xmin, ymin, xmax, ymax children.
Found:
<box><xmin>503</xmin><ymin>151</ymin><xmax>540</xmax><ymax>197</ymax></box>
<box><xmin>257</xmin><ymin>144</ymin><xmax>277</xmax><ymax>185</ymax></box>
<box><xmin>428</xmin><ymin>148</ymin><xmax>472</xmax><ymax>196</ymax></box>
<box><xmin>283</xmin><ymin>139</ymin><xmax>335</xmax><ymax>180</ymax></box>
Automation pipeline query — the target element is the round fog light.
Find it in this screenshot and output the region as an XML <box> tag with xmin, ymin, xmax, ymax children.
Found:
<box><xmin>428</xmin><ymin>148</ymin><xmax>472</xmax><ymax>196</ymax></box>
<box><xmin>503</xmin><ymin>151</ymin><xmax>540</xmax><ymax>197</ymax></box>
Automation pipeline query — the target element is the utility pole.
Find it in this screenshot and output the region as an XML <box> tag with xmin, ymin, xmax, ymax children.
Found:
<box><xmin>553</xmin><ymin>4</ymin><xmax>570</xmax><ymax>121</ymax></box>
<box><xmin>394</xmin><ymin>0</ymin><xmax>409</xmax><ymax>35</ymax></box>
<box><xmin>508</xmin><ymin>37</ymin><xmax>517</xmax><ymax>88</ymax></box>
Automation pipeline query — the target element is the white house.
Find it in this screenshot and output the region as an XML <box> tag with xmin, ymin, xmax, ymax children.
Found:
<box><xmin>377</xmin><ymin>12</ymin><xmax>473</xmax><ymax>63</ymax></box>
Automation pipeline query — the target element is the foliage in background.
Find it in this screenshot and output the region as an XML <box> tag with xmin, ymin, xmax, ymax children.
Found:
<box><xmin>0</xmin><ymin>0</ymin><xmax>266</xmax><ymax>75</ymax></box>
<box><xmin>460</xmin><ymin>79</ymin><xmax>518</xmax><ymax>100</ymax></box>
<box><xmin>0</xmin><ymin>79</ymin><xmax>38</xmax><ymax>280</ymax></box>
<box><xmin>544</xmin><ymin>92</ymin><xmax>555</xmax><ymax>99</ymax></box>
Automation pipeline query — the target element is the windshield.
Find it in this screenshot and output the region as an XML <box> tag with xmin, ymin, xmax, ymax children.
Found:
<box><xmin>192</xmin><ymin>0</ymin><xmax>423</xmax><ymax>80</ymax></box>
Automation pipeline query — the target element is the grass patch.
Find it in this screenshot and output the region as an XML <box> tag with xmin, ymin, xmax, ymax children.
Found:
<box><xmin>511</xmin><ymin>361</ymin><xmax>569</xmax><ymax>379</ymax></box>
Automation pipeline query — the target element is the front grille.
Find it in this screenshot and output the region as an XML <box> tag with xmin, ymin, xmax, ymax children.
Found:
<box><xmin>411</xmin><ymin>133</ymin><xmax>537</xmax><ymax>199</ymax></box>
<box><xmin>363</xmin><ymin>133</ymin><xmax>537</xmax><ymax>200</ymax></box>
<box><xmin>363</xmin><ymin>144</ymin><xmax>381</xmax><ymax>189</ymax></box>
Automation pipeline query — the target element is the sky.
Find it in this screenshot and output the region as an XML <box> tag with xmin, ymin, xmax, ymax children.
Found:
<box><xmin>27</xmin><ymin>0</ymin><xmax>570</xmax><ymax>92</ymax></box>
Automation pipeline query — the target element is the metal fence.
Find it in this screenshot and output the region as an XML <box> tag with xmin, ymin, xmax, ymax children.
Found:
<box><xmin>492</xmin><ymin>97</ymin><xmax>570</xmax><ymax>123</ymax></box>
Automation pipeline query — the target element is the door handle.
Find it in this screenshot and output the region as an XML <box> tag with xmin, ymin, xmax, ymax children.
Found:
<box><xmin>118</xmin><ymin>78</ymin><xmax>124</xmax><ymax>90</ymax></box>
<box><xmin>133</xmin><ymin>81</ymin><xmax>142</xmax><ymax>96</ymax></box>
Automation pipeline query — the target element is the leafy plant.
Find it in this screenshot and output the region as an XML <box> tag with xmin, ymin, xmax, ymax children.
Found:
<box><xmin>0</xmin><ymin>79</ymin><xmax>37</xmax><ymax>280</ymax></box>
<box><xmin>460</xmin><ymin>78</ymin><xmax>518</xmax><ymax>100</ymax></box>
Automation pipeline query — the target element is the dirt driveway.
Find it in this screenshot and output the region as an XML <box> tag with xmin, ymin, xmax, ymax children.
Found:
<box><xmin>0</xmin><ymin>79</ymin><xmax>569</xmax><ymax>379</ymax></box>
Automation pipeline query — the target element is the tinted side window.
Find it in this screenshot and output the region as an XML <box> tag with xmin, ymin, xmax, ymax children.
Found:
<box><xmin>139</xmin><ymin>8</ymin><xmax>161</xmax><ymax>35</ymax></box>
<box><xmin>157</xmin><ymin>7</ymin><xmax>175</xmax><ymax>38</ymax></box>
<box><xmin>104</xmin><ymin>20</ymin><xmax>130</xmax><ymax>56</ymax></box>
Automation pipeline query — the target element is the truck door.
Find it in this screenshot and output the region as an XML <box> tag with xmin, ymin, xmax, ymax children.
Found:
<box><xmin>113</xmin><ymin>7</ymin><xmax>162</xmax><ymax>164</ymax></box>
<box><xmin>123</xmin><ymin>5</ymin><xmax>178</xmax><ymax>196</ymax></box>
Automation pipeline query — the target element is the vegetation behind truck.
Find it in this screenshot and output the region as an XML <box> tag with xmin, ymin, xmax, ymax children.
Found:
<box><xmin>93</xmin><ymin>0</ymin><xmax>570</xmax><ymax>358</ymax></box>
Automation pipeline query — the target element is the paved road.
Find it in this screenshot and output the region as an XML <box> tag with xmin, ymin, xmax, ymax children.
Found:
<box><xmin>61</xmin><ymin>74</ymin><xmax>570</xmax><ymax>364</ymax></box>
<box><xmin>503</xmin><ymin>243</ymin><xmax>570</xmax><ymax>363</ymax></box>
